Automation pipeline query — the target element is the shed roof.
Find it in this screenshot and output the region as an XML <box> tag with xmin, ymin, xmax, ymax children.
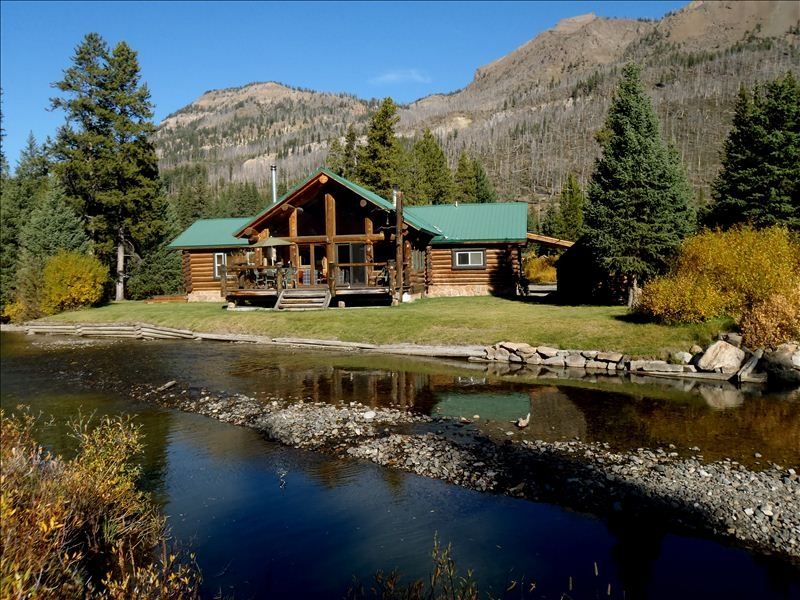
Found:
<box><xmin>405</xmin><ymin>202</ymin><xmax>528</xmax><ymax>244</ymax></box>
<box><xmin>168</xmin><ymin>217</ymin><xmax>253</xmax><ymax>249</ymax></box>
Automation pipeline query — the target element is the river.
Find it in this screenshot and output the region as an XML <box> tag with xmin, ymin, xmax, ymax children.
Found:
<box><xmin>1</xmin><ymin>331</ymin><xmax>799</xmax><ymax>599</ymax></box>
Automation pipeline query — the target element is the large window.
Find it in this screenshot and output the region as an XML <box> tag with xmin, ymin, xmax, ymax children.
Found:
<box><xmin>213</xmin><ymin>253</ymin><xmax>226</xmax><ymax>279</ymax></box>
<box><xmin>452</xmin><ymin>249</ymin><xmax>485</xmax><ymax>270</ymax></box>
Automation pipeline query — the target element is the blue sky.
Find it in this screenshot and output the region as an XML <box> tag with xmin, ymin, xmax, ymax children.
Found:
<box><xmin>1</xmin><ymin>1</ymin><xmax>688</xmax><ymax>169</ymax></box>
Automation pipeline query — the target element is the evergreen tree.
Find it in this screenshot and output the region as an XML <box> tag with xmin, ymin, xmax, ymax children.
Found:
<box><xmin>705</xmin><ymin>73</ymin><xmax>800</xmax><ymax>230</ymax></box>
<box><xmin>127</xmin><ymin>199</ymin><xmax>183</xmax><ymax>299</ymax></box>
<box><xmin>583</xmin><ymin>63</ymin><xmax>695</xmax><ymax>304</ymax></box>
<box><xmin>50</xmin><ymin>33</ymin><xmax>162</xmax><ymax>301</ymax></box>
<box><xmin>356</xmin><ymin>98</ymin><xmax>401</xmax><ymax>199</ymax></box>
<box><xmin>0</xmin><ymin>136</ymin><xmax>51</xmax><ymax>310</ymax></box>
<box><xmin>173</xmin><ymin>176</ymin><xmax>208</xmax><ymax>229</ymax></box>
<box><xmin>410</xmin><ymin>129</ymin><xmax>452</xmax><ymax>205</ymax></box>
<box><xmin>325</xmin><ymin>137</ymin><xmax>345</xmax><ymax>174</ymax></box>
<box><xmin>543</xmin><ymin>173</ymin><xmax>585</xmax><ymax>240</ymax></box>
<box><xmin>453</xmin><ymin>152</ymin><xmax>476</xmax><ymax>203</ymax></box>
<box><xmin>472</xmin><ymin>158</ymin><xmax>496</xmax><ymax>203</ymax></box>
<box><xmin>12</xmin><ymin>182</ymin><xmax>90</xmax><ymax>319</ymax></box>
<box><xmin>341</xmin><ymin>124</ymin><xmax>358</xmax><ymax>180</ymax></box>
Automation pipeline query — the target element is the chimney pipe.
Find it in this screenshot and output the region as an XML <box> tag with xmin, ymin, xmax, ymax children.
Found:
<box><xmin>392</xmin><ymin>184</ymin><xmax>397</xmax><ymax>209</ymax></box>
<box><xmin>270</xmin><ymin>164</ymin><xmax>278</xmax><ymax>204</ymax></box>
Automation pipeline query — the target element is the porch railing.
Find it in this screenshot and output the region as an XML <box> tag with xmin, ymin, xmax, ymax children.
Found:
<box><xmin>222</xmin><ymin>261</ymin><xmax>392</xmax><ymax>295</ymax></box>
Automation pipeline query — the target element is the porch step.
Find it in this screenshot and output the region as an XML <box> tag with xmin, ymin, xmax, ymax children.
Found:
<box><xmin>275</xmin><ymin>289</ymin><xmax>331</xmax><ymax>311</ymax></box>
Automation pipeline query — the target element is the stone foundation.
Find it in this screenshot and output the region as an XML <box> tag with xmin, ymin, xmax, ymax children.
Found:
<box><xmin>426</xmin><ymin>284</ymin><xmax>494</xmax><ymax>298</ymax></box>
<box><xmin>187</xmin><ymin>290</ymin><xmax>223</xmax><ymax>302</ymax></box>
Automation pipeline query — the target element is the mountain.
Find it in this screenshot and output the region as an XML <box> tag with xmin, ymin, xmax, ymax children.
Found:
<box><xmin>154</xmin><ymin>1</ymin><xmax>800</xmax><ymax>205</ymax></box>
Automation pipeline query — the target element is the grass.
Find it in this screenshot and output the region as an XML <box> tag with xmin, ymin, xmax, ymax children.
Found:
<box><xmin>41</xmin><ymin>296</ymin><xmax>729</xmax><ymax>357</ymax></box>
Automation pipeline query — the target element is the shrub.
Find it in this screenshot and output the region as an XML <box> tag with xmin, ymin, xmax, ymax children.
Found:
<box><xmin>740</xmin><ymin>285</ymin><xmax>800</xmax><ymax>349</ymax></box>
<box><xmin>638</xmin><ymin>226</ymin><xmax>800</xmax><ymax>330</ymax></box>
<box><xmin>638</xmin><ymin>274</ymin><xmax>731</xmax><ymax>324</ymax></box>
<box><xmin>524</xmin><ymin>255</ymin><xmax>558</xmax><ymax>284</ymax></box>
<box><xmin>0</xmin><ymin>410</ymin><xmax>200</xmax><ymax>599</ymax></box>
<box><xmin>40</xmin><ymin>251</ymin><xmax>107</xmax><ymax>315</ymax></box>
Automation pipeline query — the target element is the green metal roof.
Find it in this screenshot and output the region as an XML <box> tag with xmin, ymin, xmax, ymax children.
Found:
<box><xmin>168</xmin><ymin>217</ymin><xmax>253</xmax><ymax>249</ymax></box>
<box><xmin>405</xmin><ymin>202</ymin><xmax>528</xmax><ymax>244</ymax></box>
<box><xmin>237</xmin><ymin>167</ymin><xmax>440</xmax><ymax>236</ymax></box>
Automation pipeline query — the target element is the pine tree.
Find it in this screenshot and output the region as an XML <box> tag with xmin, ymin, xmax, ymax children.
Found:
<box><xmin>410</xmin><ymin>129</ymin><xmax>452</xmax><ymax>205</ymax></box>
<box><xmin>127</xmin><ymin>199</ymin><xmax>183</xmax><ymax>299</ymax></box>
<box><xmin>544</xmin><ymin>173</ymin><xmax>585</xmax><ymax>240</ymax></box>
<box><xmin>50</xmin><ymin>33</ymin><xmax>162</xmax><ymax>301</ymax></box>
<box><xmin>356</xmin><ymin>98</ymin><xmax>401</xmax><ymax>199</ymax></box>
<box><xmin>453</xmin><ymin>152</ymin><xmax>476</xmax><ymax>203</ymax></box>
<box><xmin>472</xmin><ymin>158</ymin><xmax>497</xmax><ymax>203</ymax></box>
<box><xmin>583</xmin><ymin>63</ymin><xmax>695</xmax><ymax>304</ymax></box>
<box><xmin>325</xmin><ymin>138</ymin><xmax>345</xmax><ymax>174</ymax></box>
<box><xmin>705</xmin><ymin>73</ymin><xmax>800</xmax><ymax>230</ymax></box>
<box><xmin>341</xmin><ymin>124</ymin><xmax>358</xmax><ymax>180</ymax></box>
<box><xmin>173</xmin><ymin>176</ymin><xmax>208</xmax><ymax>229</ymax></box>
<box><xmin>12</xmin><ymin>182</ymin><xmax>90</xmax><ymax>318</ymax></box>
<box><xmin>0</xmin><ymin>136</ymin><xmax>51</xmax><ymax>310</ymax></box>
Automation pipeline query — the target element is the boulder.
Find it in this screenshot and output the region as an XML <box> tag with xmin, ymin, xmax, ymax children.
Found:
<box><xmin>565</xmin><ymin>354</ymin><xmax>587</xmax><ymax>368</ymax></box>
<box><xmin>521</xmin><ymin>353</ymin><xmax>542</xmax><ymax>365</ymax></box>
<box><xmin>596</xmin><ymin>351</ymin><xmax>624</xmax><ymax>363</ymax></box>
<box><xmin>542</xmin><ymin>355</ymin><xmax>566</xmax><ymax>367</ymax></box>
<box><xmin>537</xmin><ymin>346</ymin><xmax>560</xmax><ymax>358</ymax></box>
<box><xmin>672</xmin><ymin>351</ymin><xmax>693</xmax><ymax>364</ymax></box>
<box><xmin>690</xmin><ymin>344</ymin><xmax>703</xmax><ymax>354</ymax></box>
<box><xmin>763</xmin><ymin>343</ymin><xmax>800</xmax><ymax>384</ymax></box>
<box><xmin>581</xmin><ymin>350</ymin><xmax>599</xmax><ymax>359</ymax></box>
<box><xmin>484</xmin><ymin>346</ymin><xmax>497</xmax><ymax>361</ymax></box>
<box><xmin>495</xmin><ymin>347</ymin><xmax>511</xmax><ymax>362</ymax></box>
<box><xmin>585</xmin><ymin>360</ymin><xmax>608</xmax><ymax>370</ymax></box>
<box><xmin>696</xmin><ymin>341</ymin><xmax>746</xmax><ymax>374</ymax></box>
<box><xmin>499</xmin><ymin>341</ymin><xmax>534</xmax><ymax>354</ymax></box>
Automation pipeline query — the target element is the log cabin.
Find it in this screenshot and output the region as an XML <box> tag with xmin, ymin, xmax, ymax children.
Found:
<box><xmin>169</xmin><ymin>168</ymin><xmax>528</xmax><ymax>307</ymax></box>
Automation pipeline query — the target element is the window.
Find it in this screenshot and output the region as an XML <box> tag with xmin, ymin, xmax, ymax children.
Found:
<box><xmin>452</xmin><ymin>249</ymin><xmax>485</xmax><ymax>270</ymax></box>
<box><xmin>213</xmin><ymin>253</ymin><xmax>226</xmax><ymax>279</ymax></box>
<box><xmin>411</xmin><ymin>249</ymin><xmax>426</xmax><ymax>272</ymax></box>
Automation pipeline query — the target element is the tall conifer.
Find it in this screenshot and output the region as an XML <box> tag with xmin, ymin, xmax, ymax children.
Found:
<box><xmin>356</xmin><ymin>98</ymin><xmax>401</xmax><ymax>199</ymax></box>
<box><xmin>705</xmin><ymin>73</ymin><xmax>800</xmax><ymax>230</ymax></box>
<box><xmin>411</xmin><ymin>129</ymin><xmax>452</xmax><ymax>205</ymax></box>
<box><xmin>583</xmin><ymin>63</ymin><xmax>695</xmax><ymax>304</ymax></box>
<box><xmin>50</xmin><ymin>33</ymin><xmax>162</xmax><ymax>300</ymax></box>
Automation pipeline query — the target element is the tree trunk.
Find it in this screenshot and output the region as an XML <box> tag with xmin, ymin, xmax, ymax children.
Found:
<box><xmin>115</xmin><ymin>231</ymin><xmax>125</xmax><ymax>301</ymax></box>
<box><xmin>627</xmin><ymin>275</ymin><xmax>639</xmax><ymax>308</ymax></box>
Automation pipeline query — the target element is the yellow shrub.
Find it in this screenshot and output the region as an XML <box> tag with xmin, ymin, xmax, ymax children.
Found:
<box><xmin>638</xmin><ymin>226</ymin><xmax>800</xmax><ymax>326</ymax></box>
<box><xmin>740</xmin><ymin>285</ymin><xmax>800</xmax><ymax>349</ymax></box>
<box><xmin>40</xmin><ymin>251</ymin><xmax>107</xmax><ymax>315</ymax></box>
<box><xmin>524</xmin><ymin>255</ymin><xmax>558</xmax><ymax>284</ymax></box>
<box><xmin>638</xmin><ymin>274</ymin><xmax>731</xmax><ymax>324</ymax></box>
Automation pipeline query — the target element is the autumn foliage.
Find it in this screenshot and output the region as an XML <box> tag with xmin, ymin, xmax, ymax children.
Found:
<box><xmin>0</xmin><ymin>411</ymin><xmax>200</xmax><ymax>599</ymax></box>
<box><xmin>40</xmin><ymin>251</ymin><xmax>107</xmax><ymax>315</ymax></box>
<box><xmin>638</xmin><ymin>226</ymin><xmax>800</xmax><ymax>346</ymax></box>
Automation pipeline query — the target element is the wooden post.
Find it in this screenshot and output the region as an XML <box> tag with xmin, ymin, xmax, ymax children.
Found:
<box><xmin>394</xmin><ymin>189</ymin><xmax>404</xmax><ymax>304</ymax></box>
<box><xmin>289</xmin><ymin>207</ymin><xmax>299</xmax><ymax>267</ymax></box>
<box><xmin>325</xmin><ymin>193</ymin><xmax>336</xmax><ymax>292</ymax></box>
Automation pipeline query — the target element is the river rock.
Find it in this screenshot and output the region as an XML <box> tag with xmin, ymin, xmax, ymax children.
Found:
<box><xmin>565</xmin><ymin>354</ymin><xmax>587</xmax><ymax>368</ymax></box>
<box><xmin>522</xmin><ymin>353</ymin><xmax>542</xmax><ymax>365</ymax></box>
<box><xmin>673</xmin><ymin>351</ymin><xmax>693</xmax><ymax>364</ymax></box>
<box><xmin>585</xmin><ymin>360</ymin><xmax>607</xmax><ymax>370</ymax></box>
<box><xmin>537</xmin><ymin>346</ymin><xmax>559</xmax><ymax>358</ymax></box>
<box><xmin>542</xmin><ymin>355</ymin><xmax>566</xmax><ymax>367</ymax></box>
<box><xmin>596</xmin><ymin>351</ymin><xmax>623</xmax><ymax>363</ymax></box>
<box><xmin>629</xmin><ymin>360</ymin><xmax>683</xmax><ymax>373</ymax></box>
<box><xmin>495</xmin><ymin>347</ymin><xmax>511</xmax><ymax>361</ymax></box>
<box><xmin>763</xmin><ymin>343</ymin><xmax>800</xmax><ymax>384</ymax></box>
<box><xmin>499</xmin><ymin>341</ymin><xmax>533</xmax><ymax>354</ymax></box>
<box><xmin>697</xmin><ymin>341</ymin><xmax>745</xmax><ymax>374</ymax></box>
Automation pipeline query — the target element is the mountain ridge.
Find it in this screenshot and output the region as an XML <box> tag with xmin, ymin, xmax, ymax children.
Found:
<box><xmin>154</xmin><ymin>1</ymin><xmax>800</xmax><ymax>204</ymax></box>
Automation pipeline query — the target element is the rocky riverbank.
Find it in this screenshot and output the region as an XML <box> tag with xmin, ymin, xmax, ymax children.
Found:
<box><xmin>143</xmin><ymin>382</ymin><xmax>800</xmax><ymax>565</ymax></box>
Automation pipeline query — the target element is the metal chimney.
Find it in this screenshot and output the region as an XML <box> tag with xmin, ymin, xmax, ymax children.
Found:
<box><xmin>270</xmin><ymin>164</ymin><xmax>278</xmax><ymax>204</ymax></box>
<box><xmin>392</xmin><ymin>184</ymin><xmax>398</xmax><ymax>209</ymax></box>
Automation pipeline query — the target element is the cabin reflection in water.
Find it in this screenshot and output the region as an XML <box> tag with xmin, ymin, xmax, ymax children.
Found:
<box><xmin>229</xmin><ymin>358</ymin><xmax>799</xmax><ymax>466</ymax></box>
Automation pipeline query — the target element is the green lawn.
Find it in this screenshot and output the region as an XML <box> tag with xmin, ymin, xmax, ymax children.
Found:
<box><xmin>40</xmin><ymin>297</ymin><xmax>728</xmax><ymax>357</ymax></box>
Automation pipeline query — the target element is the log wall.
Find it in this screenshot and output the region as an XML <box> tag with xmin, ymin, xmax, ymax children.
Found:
<box><xmin>426</xmin><ymin>245</ymin><xmax>521</xmax><ymax>297</ymax></box>
<box><xmin>185</xmin><ymin>251</ymin><xmax>223</xmax><ymax>301</ymax></box>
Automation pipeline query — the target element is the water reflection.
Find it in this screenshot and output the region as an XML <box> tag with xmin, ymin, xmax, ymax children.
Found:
<box><xmin>2</xmin><ymin>332</ymin><xmax>799</xmax><ymax>599</ymax></box>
